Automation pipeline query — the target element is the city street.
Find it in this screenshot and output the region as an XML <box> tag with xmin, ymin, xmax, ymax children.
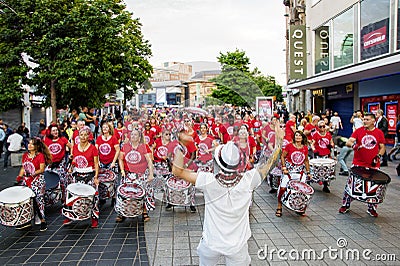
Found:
<box><xmin>0</xmin><ymin>156</ymin><xmax>399</xmax><ymax>265</ymax></box>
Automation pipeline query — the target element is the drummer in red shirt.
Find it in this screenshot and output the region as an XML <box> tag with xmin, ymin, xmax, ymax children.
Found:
<box><xmin>339</xmin><ymin>113</ymin><xmax>386</xmax><ymax>217</ymax></box>
<box><xmin>310</xmin><ymin>120</ymin><xmax>335</xmax><ymax>193</ymax></box>
<box><xmin>284</xmin><ymin>114</ymin><xmax>297</xmax><ymax>143</ymax></box>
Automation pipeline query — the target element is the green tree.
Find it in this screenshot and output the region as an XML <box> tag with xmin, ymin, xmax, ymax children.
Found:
<box><xmin>0</xmin><ymin>0</ymin><xmax>152</xmax><ymax>120</ymax></box>
<box><xmin>210</xmin><ymin>49</ymin><xmax>282</xmax><ymax>107</ymax></box>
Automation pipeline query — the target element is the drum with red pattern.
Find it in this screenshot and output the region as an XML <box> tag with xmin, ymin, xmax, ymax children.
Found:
<box><xmin>281</xmin><ymin>180</ymin><xmax>314</xmax><ymax>213</ymax></box>
<box><xmin>346</xmin><ymin>166</ymin><xmax>390</xmax><ymax>204</ymax></box>
<box><xmin>98</xmin><ymin>169</ymin><xmax>116</xmax><ymax>200</ymax></box>
<box><xmin>62</xmin><ymin>183</ymin><xmax>96</xmax><ymax>221</ymax></box>
<box><xmin>114</xmin><ymin>183</ymin><xmax>145</xmax><ymax>217</ymax></box>
<box><xmin>165</xmin><ymin>176</ymin><xmax>193</xmax><ymax>206</ymax></box>
<box><xmin>0</xmin><ymin>186</ymin><xmax>35</xmax><ymax>226</ymax></box>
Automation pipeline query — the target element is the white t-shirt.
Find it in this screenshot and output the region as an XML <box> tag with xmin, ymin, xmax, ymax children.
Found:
<box><xmin>195</xmin><ymin>168</ymin><xmax>262</xmax><ymax>255</ymax></box>
<box><xmin>330</xmin><ymin>116</ymin><xmax>341</xmax><ymax>129</ymax></box>
<box><xmin>353</xmin><ymin>117</ymin><xmax>363</xmax><ymax>131</ymax></box>
<box><xmin>7</xmin><ymin>133</ymin><xmax>23</xmax><ymax>152</ymax></box>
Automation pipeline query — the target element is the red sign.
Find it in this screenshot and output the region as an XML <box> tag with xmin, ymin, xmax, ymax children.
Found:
<box><xmin>386</xmin><ymin>103</ymin><xmax>397</xmax><ymax>132</ymax></box>
<box><xmin>363</xmin><ymin>26</ymin><xmax>387</xmax><ymax>49</ymax></box>
<box><xmin>368</xmin><ymin>103</ymin><xmax>380</xmax><ymax>114</ymax></box>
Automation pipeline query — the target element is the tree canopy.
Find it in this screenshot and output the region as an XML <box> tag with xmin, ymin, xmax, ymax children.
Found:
<box><xmin>210</xmin><ymin>49</ymin><xmax>283</xmax><ymax>107</ymax></box>
<box><xmin>0</xmin><ymin>0</ymin><xmax>152</xmax><ymax>119</ymax></box>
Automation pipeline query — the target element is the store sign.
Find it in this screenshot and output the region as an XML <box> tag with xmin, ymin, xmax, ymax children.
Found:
<box><xmin>363</xmin><ymin>26</ymin><xmax>387</xmax><ymax>49</ymax></box>
<box><xmin>361</xmin><ymin>18</ymin><xmax>389</xmax><ymax>60</ymax></box>
<box><xmin>315</xmin><ymin>26</ymin><xmax>330</xmax><ymax>74</ymax></box>
<box><xmin>385</xmin><ymin>102</ymin><xmax>398</xmax><ymax>132</ymax></box>
<box><xmin>256</xmin><ymin>97</ymin><xmax>274</xmax><ymax>120</ymax></box>
<box><xmin>289</xmin><ymin>25</ymin><xmax>307</xmax><ymax>80</ymax></box>
<box><xmin>367</xmin><ymin>102</ymin><xmax>380</xmax><ymax>114</ymax></box>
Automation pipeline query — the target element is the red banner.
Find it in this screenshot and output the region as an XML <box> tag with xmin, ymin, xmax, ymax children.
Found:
<box><xmin>386</xmin><ymin>102</ymin><xmax>397</xmax><ymax>132</ymax></box>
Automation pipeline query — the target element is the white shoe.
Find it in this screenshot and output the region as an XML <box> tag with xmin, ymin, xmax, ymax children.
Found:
<box><xmin>34</xmin><ymin>215</ymin><xmax>41</xmax><ymax>225</ymax></box>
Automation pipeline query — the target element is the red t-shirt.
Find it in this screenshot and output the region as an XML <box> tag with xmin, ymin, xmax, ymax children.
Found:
<box><xmin>304</xmin><ymin>123</ymin><xmax>317</xmax><ymax>141</ymax></box>
<box><xmin>312</xmin><ymin>132</ymin><xmax>332</xmax><ymax>156</ymax></box>
<box><xmin>153</xmin><ymin>138</ymin><xmax>169</xmax><ymax>163</ymax></box>
<box><xmin>121</xmin><ymin>143</ymin><xmax>151</xmax><ymax>174</ymax></box>
<box><xmin>72</xmin><ymin>144</ymin><xmax>98</xmax><ymax>170</ymax></box>
<box><xmin>43</xmin><ymin>137</ymin><xmax>69</xmax><ymax>163</ymax></box>
<box><xmin>283</xmin><ymin>142</ymin><xmax>308</xmax><ymax>166</ymax></box>
<box><xmin>72</xmin><ymin>130</ymin><xmax>94</xmax><ymax>145</ymax></box>
<box><xmin>194</xmin><ymin>135</ymin><xmax>214</xmax><ymax>162</ymax></box>
<box><xmin>96</xmin><ymin>135</ymin><xmax>119</xmax><ymax>164</ymax></box>
<box><xmin>285</xmin><ymin>120</ymin><xmax>296</xmax><ymax>141</ymax></box>
<box><xmin>352</xmin><ymin>127</ymin><xmax>385</xmax><ymax>168</ymax></box>
<box><xmin>143</xmin><ymin>130</ymin><xmax>155</xmax><ymax>146</ymax></box>
<box><xmin>262</xmin><ymin>124</ymin><xmax>276</xmax><ymax>147</ymax></box>
<box><xmin>22</xmin><ymin>152</ymin><xmax>45</xmax><ymax>176</ymax></box>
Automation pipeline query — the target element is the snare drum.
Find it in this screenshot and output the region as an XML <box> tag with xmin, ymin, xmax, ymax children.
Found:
<box><xmin>114</xmin><ymin>183</ymin><xmax>145</xmax><ymax>217</ymax></box>
<box><xmin>269</xmin><ymin>167</ymin><xmax>282</xmax><ymax>190</ymax></box>
<box><xmin>62</xmin><ymin>183</ymin><xmax>96</xmax><ymax>221</ymax></box>
<box><xmin>0</xmin><ymin>186</ymin><xmax>35</xmax><ymax>226</ymax></box>
<box><xmin>345</xmin><ymin>166</ymin><xmax>391</xmax><ymax>204</ymax></box>
<box><xmin>165</xmin><ymin>176</ymin><xmax>193</xmax><ymax>206</ymax></box>
<box><xmin>281</xmin><ymin>180</ymin><xmax>314</xmax><ymax>213</ymax></box>
<box><xmin>309</xmin><ymin>158</ymin><xmax>336</xmax><ymax>183</ymax></box>
<box><xmin>98</xmin><ymin>169</ymin><xmax>116</xmax><ymax>200</ymax></box>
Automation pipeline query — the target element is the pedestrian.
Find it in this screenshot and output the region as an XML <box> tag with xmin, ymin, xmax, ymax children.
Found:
<box><xmin>330</xmin><ymin>111</ymin><xmax>343</xmax><ymax>137</ymax></box>
<box><xmin>350</xmin><ymin>110</ymin><xmax>363</xmax><ymax>132</ymax></box>
<box><xmin>172</xmin><ymin>123</ymin><xmax>283</xmax><ymax>266</ymax></box>
<box><xmin>334</xmin><ymin>136</ymin><xmax>353</xmax><ymax>176</ymax></box>
<box><xmin>388</xmin><ymin>114</ymin><xmax>400</xmax><ymax>162</ymax></box>
<box><xmin>375</xmin><ymin>109</ymin><xmax>389</xmax><ymax>166</ymax></box>
<box><xmin>0</xmin><ymin>125</ymin><xmax>5</xmax><ymax>158</ymax></box>
<box><xmin>15</xmin><ymin>138</ymin><xmax>52</xmax><ymax>231</ymax></box>
<box><xmin>3</xmin><ymin>127</ymin><xmax>23</xmax><ymax>169</ymax></box>
<box><xmin>339</xmin><ymin>113</ymin><xmax>386</xmax><ymax>217</ymax></box>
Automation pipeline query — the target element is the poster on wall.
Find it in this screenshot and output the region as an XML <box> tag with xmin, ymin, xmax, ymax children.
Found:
<box><xmin>367</xmin><ymin>102</ymin><xmax>380</xmax><ymax>114</ymax></box>
<box><xmin>256</xmin><ymin>97</ymin><xmax>274</xmax><ymax>120</ymax></box>
<box><xmin>385</xmin><ymin>101</ymin><xmax>398</xmax><ymax>132</ymax></box>
<box><xmin>360</xmin><ymin>18</ymin><xmax>389</xmax><ymax>60</ymax></box>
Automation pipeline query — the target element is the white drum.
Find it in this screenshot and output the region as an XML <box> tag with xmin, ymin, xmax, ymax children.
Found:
<box><xmin>309</xmin><ymin>158</ymin><xmax>336</xmax><ymax>183</ymax></box>
<box><xmin>165</xmin><ymin>176</ymin><xmax>193</xmax><ymax>206</ymax></box>
<box><xmin>115</xmin><ymin>183</ymin><xmax>145</xmax><ymax>217</ymax></box>
<box><xmin>0</xmin><ymin>186</ymin><xmax>35</xmax><ymax>226</ymax></box>
<box><xmin>62</xmin><ymin>183</ymin><xmax>96</xmax><ymax>221</ymax></box>
<box><xmin>281</xmin><ymin>180</ymin><xmax>314</xmax><ymax>213</ymax></box>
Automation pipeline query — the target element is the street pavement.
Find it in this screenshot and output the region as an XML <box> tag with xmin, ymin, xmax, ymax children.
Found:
<box><xmin>1</xmin><ymin>154</ymin><xmax>400</xmax><ymax>265</ymax></box>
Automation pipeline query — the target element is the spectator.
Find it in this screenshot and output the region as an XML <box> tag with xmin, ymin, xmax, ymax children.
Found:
<box><xmin>375</xmin><ymin>109</ymin><xmax>388</xmax><ymax>166</ymax></box>
<box><xmin>0</xmin><ymin>125</ymin><xmax>5</xmax><ymax>158</ymax></box>
<box><xmin>3</xmin><ymin>127</ymin><xmax>23</xmax><ymax>169</ymax></box>
<box><xmin>350</xmin><ymin>110</ymin><xmax>363</xmax><ymax>132</ymax></box>
<box><xmin>330</xmin><ymin>112</ymin><xmax>343</xmax><ymax>137</ymax></box>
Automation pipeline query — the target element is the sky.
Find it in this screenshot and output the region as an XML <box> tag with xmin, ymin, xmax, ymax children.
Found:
<box><xmin>125</xmin><ymin>0</ymin><xmax>287</xmax><ymax>85</ymax></box>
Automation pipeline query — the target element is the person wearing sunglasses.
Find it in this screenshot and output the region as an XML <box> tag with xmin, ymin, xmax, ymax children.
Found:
<box><xmin>310</xmin><ymin>120</ymin><xmax>335</xmax><ymax>193</ymax></box>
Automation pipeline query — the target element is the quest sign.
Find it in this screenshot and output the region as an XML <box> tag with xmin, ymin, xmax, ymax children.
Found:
<box><xmin>289</xmin><ymin>25</ymin><xmax>307</xmax><ymax>80</ymax></box>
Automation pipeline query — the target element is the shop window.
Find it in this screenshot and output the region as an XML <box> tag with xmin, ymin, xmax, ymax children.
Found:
<box><xmin>314</xmin><ymin>24</ymin><xmax>330</xmax><ymax>74</ymax></box>
<box><xmin>333</xmin><ymin>7</ymin><xmax>354</xmax><ymax>69</ymax></box>
<box><xmin>360</xmin><ymin>0</ymin><xmax>390</xmax><ymax>60</ymax></box>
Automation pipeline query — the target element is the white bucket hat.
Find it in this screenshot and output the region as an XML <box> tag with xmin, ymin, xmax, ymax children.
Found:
<box><xmin>214</xmin><ymin>141</ymin><xmax>240</xmax><ymax>173</ymax></box>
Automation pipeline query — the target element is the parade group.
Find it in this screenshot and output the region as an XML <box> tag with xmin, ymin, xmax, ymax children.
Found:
<box><xmin>0</xmin><ymin>104</ymin><xmax>391</xmax><ymax>234</ymax></box>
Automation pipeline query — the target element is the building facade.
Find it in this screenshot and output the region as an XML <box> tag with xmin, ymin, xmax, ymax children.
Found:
<box><xmin>285</xmin><ymin>0</ymin><xmax>400</xmax><ymax>140</ymax></box>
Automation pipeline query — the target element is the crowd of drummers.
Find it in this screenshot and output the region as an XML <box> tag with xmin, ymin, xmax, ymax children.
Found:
<box><xmin>2</xmin><ymin>104</ymin><xmax>390</xmax><ymax>231</ymax></box>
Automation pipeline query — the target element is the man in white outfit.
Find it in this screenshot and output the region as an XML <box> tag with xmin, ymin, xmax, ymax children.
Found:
<box><xmin>172</xmin><ymin>124</ymin><xmax>282</xmax><ymax>266</ymax></box>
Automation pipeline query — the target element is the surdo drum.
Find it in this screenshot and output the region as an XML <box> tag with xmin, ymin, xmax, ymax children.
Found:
<box><xmin>62</xmin><ymin>183</ymin><xmax>96</xmax><ymax>221</ymax></box>
<box><xmin>269</xmin><ymin>167</ymin><xmax>282</xmax><ymax>190</ymax></box>
<box><xmin>44</xmin><ymin>170</ymin><xmax>62</xmax><ymax>206</ymax></box>
<box><xmin>281</xmin><ymin>179</ymin><xmax>314</xmax><ymax>213</ymax></box>
<box><xmin>98</xmin><ymin>169</ymin><xmax>116</xmax><ymax>200</ymax></box>
<box><xmin>309</xmin><ymin>158</ymin><xmax>336</xmax><ymax>183</ymax></box>
<box><xmin>114</xmin><ymin>183</ymin><xmax>145</xmax><ymax>217</ymax></box>
<box><xmin>0</xmin><ymin>186</ymin><xmax>35</xmax><ymax>227</ymax></box>
<box><xmin>165</xmin><ymin>176</ymin><xmax>193</xmax><ymax>206</ymax></box>
<box><xmin>345</xmin><ymin>166</ymin><xmax>391</xmax><ymax>204</ymax></box>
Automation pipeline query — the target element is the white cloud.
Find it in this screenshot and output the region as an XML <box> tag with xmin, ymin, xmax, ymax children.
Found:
<box><xmin>125</xmin><ymin>0</ymin><xmax>287</xmax><ymax>85</ymax></box>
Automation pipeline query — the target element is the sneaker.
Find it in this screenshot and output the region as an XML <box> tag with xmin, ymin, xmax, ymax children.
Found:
<box><xmin>115</xmin><ymin>215</ymin><xmax>125</xmax><ymax>223</ymax></box>
<box><xmin>269</xmin><ymin>188</ymin><xmax>277</xmax><ymax>194</ymax></box>
<box><xmin>190</xmin><ymin>206</ymin><xmax>197</xmax><ymax>213</ymax></box>
<box><xmin>339</xmin><ymin>171</ymin><xmax>349</xmax><ymax>176</ymax></box>
<box><xmin>367</xmin><ymin>209</ymin><xmax>378</xmax><ymax>217</ymax></box>
<box><xmin>91</xmin><ymin>218</ymin><xmax>98</xmax><ymax>228</ymax></box>
<box><xmin>63</xmin><ymin>218</ymin><xmax>73</xmax><ymax>225</ymax></box>
<box><xmin>165</xmin><ymin>203</ymin><xmax>173</xmax><ymax>211</ymax></box>
<box><xmin>338</xmin><ymin>206</ymin><xmax>349</xmax><ymax>214</ymax></box>
<box><xmin>34</xmin><ymin>215</ymin><xmax>41</xmax><ymax>225</ymax></box>
<box><xmin>15</xmin><ymin>222</ymin><xmax>31</xmax><ymax>230</ymax></box>
<box><xmin>322</xmin><ymin>186</ymin><xmax>330</xmax><ymax>193</ymax></box>
<box><xmin>40</xmin><ymin>221</ymin><xmax>47</xmax><ymax>232</ymax></box>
